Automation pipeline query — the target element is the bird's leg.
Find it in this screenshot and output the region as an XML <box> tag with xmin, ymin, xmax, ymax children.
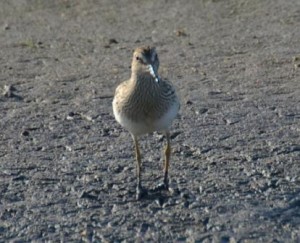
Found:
<box><xmin>163</xmin><ymin>131</ymin><xmax>171</xmax><ymax>190</ymax></box>
<box><xmin>153</xmin><ymin>131</ymin><xmax>171</xmax><ymax>191</ymax></box>
<box><xmin>133</xmin><ymin>135</ymin><xmax>147</xmax><ymax>199</ymax></box>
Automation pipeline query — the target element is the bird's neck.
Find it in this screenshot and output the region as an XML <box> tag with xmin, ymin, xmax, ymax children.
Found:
<box><xmin>130</xmin><ymin>70</ymin><xmax>155</xmax><ymax>85</ymax></box>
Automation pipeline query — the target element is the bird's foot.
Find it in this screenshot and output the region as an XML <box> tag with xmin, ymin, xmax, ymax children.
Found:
<box><xmin>153</xmin><ymin>180</ymin><xmax>169</xmax><ymax>192</ymax></box>
<box><xmin>136</xmin><ymin>185</ymin><xmax>147</xmax><ymax>200</ymax></box>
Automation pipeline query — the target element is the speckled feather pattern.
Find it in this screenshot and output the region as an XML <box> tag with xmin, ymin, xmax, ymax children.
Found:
<box><xmin>113</xmin><ymin>47</ymin><xmax>179</xmax><ymax>136</ymax></box>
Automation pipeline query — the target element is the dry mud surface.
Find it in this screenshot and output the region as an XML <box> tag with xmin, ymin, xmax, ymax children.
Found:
<box><xmin>1</xmin><ymin>0</ymin><xmax>300</xmax><ymax>242</ymax></box>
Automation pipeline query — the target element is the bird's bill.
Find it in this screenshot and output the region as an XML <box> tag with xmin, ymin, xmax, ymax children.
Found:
<box><xmin>148</xmin><ymin>64</ymin><xmax>159</xmax><ymax>83</ymax></box>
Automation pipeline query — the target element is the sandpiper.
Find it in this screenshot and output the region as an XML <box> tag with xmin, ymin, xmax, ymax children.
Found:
<box><xmin>112</xmin><ymin>46</ymin><xmax>180</xmax><ymax>200</ymax></box>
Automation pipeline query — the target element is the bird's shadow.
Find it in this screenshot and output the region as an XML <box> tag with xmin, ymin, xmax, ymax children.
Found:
<box><xmin>125</xmin><ymin>185</ymin><xmax>180</xmax><ymax>206</ymax></box>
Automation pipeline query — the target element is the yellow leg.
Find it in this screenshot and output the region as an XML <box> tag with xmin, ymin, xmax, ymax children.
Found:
<box><xmin>132</xmin><ymin>135</ymin><xmax>146</xmax><ymax>199</ymax></box>
<box><xmin>163</xmin><ymin>131</ymin><xmax>171</xmax><ymax>189</ymax></box>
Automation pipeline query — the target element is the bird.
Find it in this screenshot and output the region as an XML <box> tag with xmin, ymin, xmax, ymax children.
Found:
<box><xmin>112</xmin><ymin>46</ymin><xmax>180</xmax><ymax>200</ymax></box>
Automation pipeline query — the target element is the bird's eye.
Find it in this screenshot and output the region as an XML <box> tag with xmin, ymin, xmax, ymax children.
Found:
<box><xmin>136</xmin><ymin>56</ymin><xmax>145</xmax><ymax>64</ymax></box>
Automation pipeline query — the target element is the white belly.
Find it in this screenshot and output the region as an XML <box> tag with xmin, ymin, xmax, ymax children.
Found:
<box><xmin>113</xmin><ymin>101</ymin><xmax>179</xmax><ymax>136</ymax></box>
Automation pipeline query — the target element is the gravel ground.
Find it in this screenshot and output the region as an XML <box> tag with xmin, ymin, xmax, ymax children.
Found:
<box><xmin>1</xmin><ymin>0</ymin><xmax>300</xmax><ymax>242</ymax></box>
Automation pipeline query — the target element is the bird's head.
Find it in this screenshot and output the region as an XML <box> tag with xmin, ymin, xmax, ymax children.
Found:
<box><xmin>131</xmin><ymin>46</ymin><xmax>160</xmax><ymax>82</ymax></box>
